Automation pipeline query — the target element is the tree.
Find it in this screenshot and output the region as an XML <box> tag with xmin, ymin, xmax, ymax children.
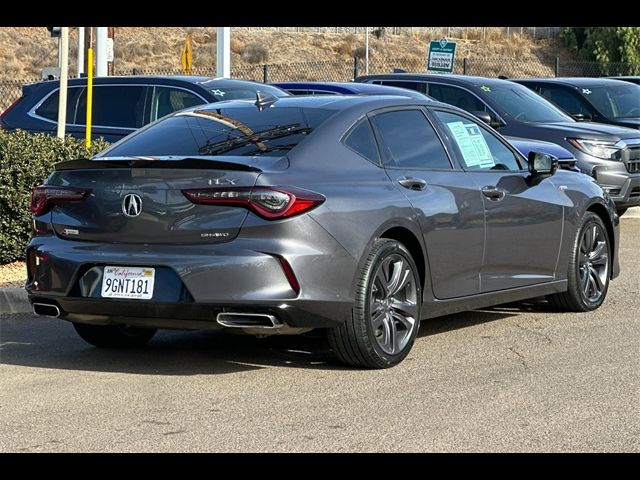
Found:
<box><xmin>561</xmin><ymin>27</ymin><xmax>640</xmax><ymax>75</ymax></box>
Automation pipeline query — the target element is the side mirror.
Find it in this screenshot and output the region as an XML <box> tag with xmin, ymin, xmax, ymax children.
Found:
<box><xmin>471</xmin><ymin>110</ymin><xmax>503</xmax><ymax>129</ymax></box>
<box><xmin>528</xmin><ymin>151</ymin><xmax>559</xmax><ymax>176</ymax></box>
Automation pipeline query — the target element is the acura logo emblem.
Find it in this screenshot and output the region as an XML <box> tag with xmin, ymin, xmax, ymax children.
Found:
<box><xmin>122</xmin><ymin>193</ymin><xmax>143</xmax><ymax>217</ymax></box>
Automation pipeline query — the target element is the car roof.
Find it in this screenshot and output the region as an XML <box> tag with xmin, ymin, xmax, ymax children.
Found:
<box><xmin>357</xmin><ymin>73</ymin><xmax>512</xmax><ymax>88</ymax></box>
<box><xmin>177</xmin><ymin>93</ymin><xmax>443</xmax><ymax>114</ymax></box>
<box><xmin>272</xmin><ymin>81</ymin><xmax>429</xmax><ymax>98</ymax></box>
<box><xmin>26</xmin><ymin>75</ymin><xmax>271</xmax><ymax>89</ymax></box>
<box><xmin>511</xmin><ymin>77</ymin><xmax>636</xmax><ymax>88</ymax></box>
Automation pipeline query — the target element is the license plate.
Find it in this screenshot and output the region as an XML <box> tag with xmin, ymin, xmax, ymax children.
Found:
<box><xmin>101</xmin><ymin>266</ymin><xmax>155</xmax><ymax>300</ymax></box>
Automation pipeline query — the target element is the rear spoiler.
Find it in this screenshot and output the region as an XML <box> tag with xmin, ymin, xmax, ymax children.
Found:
<box><xmin>55</xmin><ymin>157</ymin><xmax>262</xmax><ymax>172</ymax></box>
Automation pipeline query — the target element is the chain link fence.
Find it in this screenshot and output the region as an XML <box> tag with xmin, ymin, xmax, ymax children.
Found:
<box><xmin>1</xmin><ymin>57</ymin><xmax>634</xmax><ymax>112</ymax></box>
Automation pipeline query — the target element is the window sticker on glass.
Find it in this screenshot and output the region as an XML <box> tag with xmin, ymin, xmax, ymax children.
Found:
<box><xmin>446</xmin><ymin>121</ymin><xmax>494</xmax><ymax>168</ymax></box>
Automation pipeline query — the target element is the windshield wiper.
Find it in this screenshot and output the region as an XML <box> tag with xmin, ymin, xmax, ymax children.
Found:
<box><xmin>198</xmin><ymin>124</ymin><xmax>311</xmax><ymax>155</ymax></box>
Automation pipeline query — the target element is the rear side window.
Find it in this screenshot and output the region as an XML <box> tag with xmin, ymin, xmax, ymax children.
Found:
<box><xmin>370</xmin><ymin>109</ymin><xmax>451</xmax><ymax>170</ymax></box>
<box><xmin>35</xmin><ymin>87</ymin><xmax>83</xmax><ymax>122</ymax></box>
<box><xmin>100</xmin><ymin>106</ymin><xmax>338</xmax><ymax>158</ymax></box>
<box><xmin>151</xmin><ymin>87</ymin><xmax>204</xmax><ymax>121</ymax></box>
<box><xmin>538</xmin><ymin>85</ymin><xmax>590</xmax><ymax>116</ymax></box>
<box><xmin>76</xmin><ymin>86</ymin><xmax>147</xmax><ymax>128</ymax></box>
<box><xmin>344</xmin><ymin>118</ymin><xmax>380</xmax><ymax>165</ymax></box>
<box><xmin>372</xmin><ymin>80</ymin><xmax>427</xmax><ymax>94</ymax></box>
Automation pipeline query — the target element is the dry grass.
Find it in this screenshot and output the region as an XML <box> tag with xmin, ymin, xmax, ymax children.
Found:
<box><xmin>0</xmin><ymin>261</ymin><xmax>26</xmax><ymax>288</ymax></box>
<box><xmin>0</xmin><ymin>27</ymin><xmax>572</xmax><ymax>81</ymax></box>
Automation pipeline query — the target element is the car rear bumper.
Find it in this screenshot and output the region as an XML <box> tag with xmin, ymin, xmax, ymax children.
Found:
<box><xmin>25</xmin><ymin>218</ymin><xmax>357</xmax><ymax>329</ymax></box>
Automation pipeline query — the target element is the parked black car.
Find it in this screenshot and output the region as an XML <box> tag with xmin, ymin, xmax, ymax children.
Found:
<box><xmin>512</xmin><ymin>77</ymin><xmax>640</xmax><ymax>130</ymax></box>
<box><xmin>0</xmin><ymin>76</ymin><xmax>289</xmax><ymax>142</ymax></box>
<box><xmin>356</xmin><ymin>73</ymin><xmax>640</xmax><ymax>214</ymax></box>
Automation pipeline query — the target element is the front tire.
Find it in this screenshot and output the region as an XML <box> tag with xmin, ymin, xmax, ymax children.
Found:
<box><xmin>547</xmin><ymin>212</ymin><xmax>611</xmax><ymax>312</ymax></box>
<box><xmin>328</xmin><ymin>238</ymin><xmax>421</xmax><ymax>368</ymax></box>
<box><xmin>73</xmin><ymin>323</ymin><xmax>157</xmax><ymax>348</ymax></box>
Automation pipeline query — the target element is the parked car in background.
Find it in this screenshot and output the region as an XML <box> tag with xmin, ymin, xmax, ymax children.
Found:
<box><xmin>506</xmin><ymin>137</ymin><xmax>579</xmax><ymax>172</ymax></box>
<box><xmin>0</xmin><ymin>76</ymin><xmax>289</xmax><ymax>142</ymax></box>
<box><xmin>272</xmin><ymin>81</ymin><xmax>430</xmax><ymax>100</ymax></box>
<box><xmin>512</xmin><ymin>77</ymin><xmax>640</xmax><ymax>130</ymax></box>
<box><xmin>275</xmin><ymin>80</ymin><xmax>575</xmax><ymax>170</ymax></box>
<box><xmin>27</xmin><ymin>94</ymin><xmax>619</xmax><ymax>368</ymax></box>
<box><xmin>609</xmin><ymin>76</ymin><xmax>640</xmax><ymax>85</ymax></box>
<box><xmin>356</xmin><ymin>73</ymin><xmax>640</xmax><ymax>214</ymax></box>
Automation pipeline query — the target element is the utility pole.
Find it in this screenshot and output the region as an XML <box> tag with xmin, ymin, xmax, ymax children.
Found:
<box><xmin>95</xmin><ymin>27</ymin><xmax>108</xmax><ymax>76</ymax></box>
<box><xmin>77</xmin><ymin>27</ymin><xmax>85</xmax><ymax>77</ymax></box>
<box><xmin>365</xmin><ymin>27</ymin><xmax>369</xmax><ymax>75</ymax></box>
<box><xmin>216</xmin><ymin>27</ymin><xmax>230</xmax><ymax>78</ymax></box>
<box><xmin>56</xmin><ymin>27</ymin><xmax>69</xmax><ymax>140</ymax></box>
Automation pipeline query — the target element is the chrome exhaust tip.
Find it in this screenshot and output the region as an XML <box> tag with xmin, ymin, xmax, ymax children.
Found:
<box><xmin>32</xmin><ymin>302</ymin><xmax>61</xmax><ymax>318</ymax></box>
<box><xmin>216</xmin><ymin>312</ymin><xmax>282</xmax><ymax>329</ymax></box>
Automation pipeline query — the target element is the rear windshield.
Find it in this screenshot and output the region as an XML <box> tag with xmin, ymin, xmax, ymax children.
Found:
<box><xmin>100</xmin><ymin>106</ymin><xmax>337</xmax><ymax>158</ymax></box>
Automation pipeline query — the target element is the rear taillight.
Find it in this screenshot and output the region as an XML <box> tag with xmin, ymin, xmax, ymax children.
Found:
<box><xmin>182</xmin><ymin>186</ymin><xmax>325</xmax><ymax>220</ymax></box>
<box><xmin>31</xmin><ymin>185</ymin><xmax>90</xmax><ymax>216</ymax></box>
<box><xmin>0</xmin><ymin>97</ymin><xmax>23</xmax><ymax>128</ymax></box>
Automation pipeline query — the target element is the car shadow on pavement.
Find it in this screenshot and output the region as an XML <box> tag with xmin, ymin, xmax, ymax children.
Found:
<box><xmin>0</xmin><ymin>298</ymin><xmax>553</xmax><ymax>375</ymax></box>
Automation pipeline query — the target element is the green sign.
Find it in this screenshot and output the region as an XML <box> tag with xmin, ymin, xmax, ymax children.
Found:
<box><xmin>427</xmin><ymin>37</ymin><xmax>457</xmax><ymax>73</ymax></box>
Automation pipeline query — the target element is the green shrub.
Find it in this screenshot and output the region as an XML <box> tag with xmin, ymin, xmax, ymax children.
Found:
<box><xmin>0</xmin><ymin>130</ymin><xmax>109</xmax><ymax>264</ymax></box>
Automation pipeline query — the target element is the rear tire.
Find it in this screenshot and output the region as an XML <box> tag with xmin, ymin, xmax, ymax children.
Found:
<box><xmin>73</xmin><ymin>323</ymin><xmax>157</xmax><ymax>348</ymax></box>
<box><xmin>547</xmin><ymin>212</ymin><xmax>611</xmax><ymax>312</ymax></box>
<box><xmin>328</xmin><ymin>238</ymin><xmax>421</xmax><ymax>369</ymax></box>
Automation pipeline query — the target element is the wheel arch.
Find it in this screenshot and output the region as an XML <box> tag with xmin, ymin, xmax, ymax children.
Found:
<box><xmin>378</xmin><ymin>226</ymin><xmax>426</xmax><ymax>292</ymax></box>
<box><xmin>586</xmin><ymin>202</ymin><xmax>616</xmax><ymax>278</ymax></box>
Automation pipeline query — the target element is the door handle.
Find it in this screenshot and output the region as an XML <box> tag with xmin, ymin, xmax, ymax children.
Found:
<box><xmin>481</xmin><ymin>186</ymin><xmax>506</xmax><ymax>201</ymax></box>
<box><xmin>397</xmin><ymin>176</ymin><xmax>428</xmax><ymax>191</ymax></box>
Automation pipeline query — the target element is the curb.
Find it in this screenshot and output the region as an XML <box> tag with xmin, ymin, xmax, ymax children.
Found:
<box><xmin>0</xmin><ymin>288</ymin><xmax>30</xmax><ymax>315</ymax></box>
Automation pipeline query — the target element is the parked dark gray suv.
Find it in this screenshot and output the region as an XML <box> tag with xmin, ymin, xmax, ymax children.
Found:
<box><xmin>356</xmin><ymin>74</ymin><xmax>640</xmax><ymax>214</ymax></box>
<box><xmin>512</xmin><ymin>77</ymin><xmax>640</xmax><ymax>130</ymax></box>
<box><xmin>27</xmin><ymin>94</ymin><xmax>619</xmax><ymax>368</ymax></box>
<box><xmin>0</xmin><ymin>76</ymin><xmax>289</xmax><ymax>142</ymax></box>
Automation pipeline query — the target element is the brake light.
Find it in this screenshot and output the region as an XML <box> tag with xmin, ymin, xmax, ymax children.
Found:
<box><xmin>182</xmin><ymin>186</ymin><xmax>325</xmax><ymax>220</ymax></box>
<box><xmin>31</xmin><ymin>185</ymin><xmax>90</xmax><ymax>216</ymax></box>
<box><xmin>0</xmin><ymin>97</ymin><xmax>23</xmax><ymax>128</ymax></box>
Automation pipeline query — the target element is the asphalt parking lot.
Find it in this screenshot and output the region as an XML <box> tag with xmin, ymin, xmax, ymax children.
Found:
<box><xmin>1</xmin><ymin>219</ymin><xmax>639</xmax><ymax>452</ymax></box>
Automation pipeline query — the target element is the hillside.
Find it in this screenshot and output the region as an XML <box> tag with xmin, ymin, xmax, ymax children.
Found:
<box><xmin>0</xmin><ymin>27</ymin><xmax>574</xmax><ymax>81</ymax></box>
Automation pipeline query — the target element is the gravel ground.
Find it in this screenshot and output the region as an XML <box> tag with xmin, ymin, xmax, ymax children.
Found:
<box><xmin>0</xmin><ymin>262</ymin><xmax>26</xmax><ymax>288</ymax></box>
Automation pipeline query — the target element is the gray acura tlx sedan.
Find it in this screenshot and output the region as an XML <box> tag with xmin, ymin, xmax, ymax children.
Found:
<box><xmin>27</xmin><ymin>94</ymin><xmax>620</xmax><ymax>368</ymax></box>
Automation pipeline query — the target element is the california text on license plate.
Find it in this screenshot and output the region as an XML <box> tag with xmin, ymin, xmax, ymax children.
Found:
<box><xmin>101</xmin><ymin>266</ymin><xmax>155</xmax><ymax>300</ymax></box>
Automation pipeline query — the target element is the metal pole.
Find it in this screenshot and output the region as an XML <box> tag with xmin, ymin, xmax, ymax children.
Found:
<box><xmin>216</xmin><ymin>27</ymin><xmax>231</xmax><ymax>78</ymax></box>
<box><xmin>95</xmin><ymin>27</ymin><xmax>108</xmax><ymax>76</ymax></box>
<box><xmin>77</xmin><ymin>27</ymin><xmax>85</xmax><ymax>77</ymax></box>
<box><xmin>365</xmin><ymin>27</ymin><xmax>369</xmax><ymax>75</ymax></box>
<box><xmin>86</xmin><ymin>47</ymin><xmax>93</xmax><ymax>148</ymax></box>
<box><xmin>56</xmin><ymin>27</ymin><xmax>69</xmax><ymax>140</ymax></box>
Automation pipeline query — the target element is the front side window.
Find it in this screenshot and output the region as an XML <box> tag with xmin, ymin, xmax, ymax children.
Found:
<box><xmin>76</xmin><ymin>86</ymin><xmax>147</xmax><ymax>128</ymax></box>
<box><xmin>579</xmin><ymin>84</ymin><xmax>640</xmax><ymax>119</ymax></box>
<box><xmin>344</xmin><ymin>118</ymin><xmax>380</xmax><ymax>165</ymax></box>
<box><xmin>427</xmin><ymin>83</ymin><xmax>487</xmax><ymax>114</ymax></box>
<box><xmin>538</xmin><ymin>85</ymin><xmax>591</xmax><ymax>116</ymax></box>
<box><xmin>434</xmin><ymin>110</ymin><xmax>522</xmax><ymax>171</ymax></box>
<box><xmin>477</xmin><ymin>82</ymin><xmax>572</xmax><ymax>123</ymax></box>
<box><xmin>372</xmin><ymin>80</ymin><xmax>428</xmax><ymax>94</ymax></box>
<box><xmin>370</xmin><ymin>109</ymin><xmax>451</xmax><ymax>170</ymax></box>
<box><xmin>151</xmin><ymin>87</ymin><xmax>204</xmax><ymax>121</ymax></box>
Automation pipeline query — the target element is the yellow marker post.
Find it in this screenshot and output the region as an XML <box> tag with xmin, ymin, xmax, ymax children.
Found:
<box><xmin>85</xmin><ymin>47</ymin><xmax>93</xmax><ymax>148</ymax></box>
